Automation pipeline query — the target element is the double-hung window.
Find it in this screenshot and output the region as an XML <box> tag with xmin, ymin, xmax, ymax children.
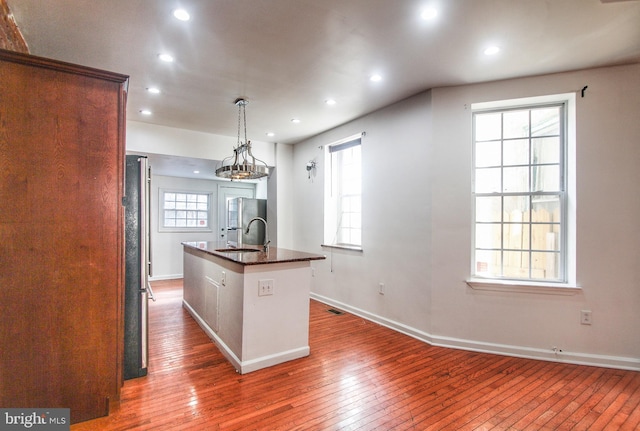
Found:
<box><xmin>472</xmin><ymin>98</ymin><xmax>571</xmax><ymax>283</ymax></box>
<box><xmin>324</xmin><ymin>135</ymin><xmax>362</xmax><ymax>249</ymax></box>
<box><xmin>161</xmin><ymin>190</ymin><xmax>211</xmax><ymax>231</ymax></box>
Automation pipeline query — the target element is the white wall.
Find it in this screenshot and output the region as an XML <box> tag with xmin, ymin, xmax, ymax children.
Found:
<box><xmin>292</xmin><ymin>91</ymin><xmax>434</xmax><ymax>333</ymax></box>
<box><xmin>273</xmin><ymin>143</ymin><xmax>295</xmax><ymax>249</ymax></box>
<box><xmin>292</xmin><ymin>63</ymin><xmax>640</xmax><ymax>370</ymax></box>
<box><xmin>127</xmin><ymin>121</ymin><xmax>276</xmax><ymax>165</ymax></box>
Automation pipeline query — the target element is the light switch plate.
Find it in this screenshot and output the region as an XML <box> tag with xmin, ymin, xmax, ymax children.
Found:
<box><xmin>258</xmin><ymin>279</ymin><xmax>274</xmax><ymax>296</ymax></box>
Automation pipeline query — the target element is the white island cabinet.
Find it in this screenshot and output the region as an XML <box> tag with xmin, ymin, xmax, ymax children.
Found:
<box><xmin>182</xmin><ymin>241</ymin><xmax>325</xmax><ymax>374</ymax></box>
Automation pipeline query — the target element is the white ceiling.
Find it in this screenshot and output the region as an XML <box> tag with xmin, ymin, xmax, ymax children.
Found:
<box><xmin>8</xmin><ymin>0</ymin><xmax>640</xmax><ymax>177</ymax></box>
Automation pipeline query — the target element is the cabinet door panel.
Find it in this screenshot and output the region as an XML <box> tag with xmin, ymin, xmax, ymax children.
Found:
<box><xmin>0</xmin><ymin>50</ymin><xmax>127</xmax><ymax>424</ymax></box>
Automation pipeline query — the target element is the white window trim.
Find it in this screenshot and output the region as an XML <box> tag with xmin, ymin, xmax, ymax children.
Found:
<box><xmin>159</xmin><ymin>188</ymin><xmax>213</xmax><ymax>233</ymax></box>
<box><xmin>322</xmin><ymin>132</ymin><xmax>364</xmax><ymax>251</ymax></box>
<box><xmin>470</xmin><ymin>93</ymin><xmax>577</xmax><ymax>292</ymax></box>
<box><xmin>466</xmin><ymin>278</ymin><xmax>581</xmax><ymax>295</ymax></box>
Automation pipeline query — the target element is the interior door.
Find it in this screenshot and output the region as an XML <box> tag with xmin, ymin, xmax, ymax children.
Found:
<box><xmin>217</xmin><ymin>185</ymin><xmax>255</xmax><ymax>241</ymax></box>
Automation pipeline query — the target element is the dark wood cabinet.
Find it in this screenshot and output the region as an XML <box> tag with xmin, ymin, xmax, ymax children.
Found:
<box><xmin>0</xmin><ymin>49</ymin><xmax>128</xmax><ymax>424</ymax></box>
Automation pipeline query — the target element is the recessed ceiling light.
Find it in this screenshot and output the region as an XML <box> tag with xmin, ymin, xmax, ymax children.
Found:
<box><xmin>193</xmin><ymin>170</ymin><xmax>200</xmax><ymax>174</ymax></box>
<box><xmin>325</xmin><ymin>99</ymin><xmax>337</xmax><ymax>106</ymax></box>
<box><xmin>291</xmin><ymin>118</ymin><xmax>301</xmax><ymax>124</ymax></box>
<box><xmin>158</xmin><ymin>53</ymin><xmax>174</xmax><ymax>63</ymax></box>
<box><xmin>370</xmin><ymin>74</ymin><xmax>383</xmax><ymax>82</ymax></box>
<box><xmin>484</xmin><ymin>46</ymin><xmax>500</xmax><ymax>56</ymax></box>
<box><xmin>266</xmin><ymin>132</ymin><xmax>275</xmax><ymax>137</ymax></box>
<box><xmin>173</xmin><ymin>9</ymin><xmax>190</xmax><ymax>21</ymax></box>
<box><xmin>146</xmin><ymin>87</ymin><xmax>161</xmax><ymax>94</ymax></box>
<box><xmin>139</xmin><ymin>109</ymin><xmax>152</xmax><ymax>116</ymax></box>
<box><xmin>420</xmin><ymin>7</ymin><xmax>438</xmax><ymax>20</ymax></box>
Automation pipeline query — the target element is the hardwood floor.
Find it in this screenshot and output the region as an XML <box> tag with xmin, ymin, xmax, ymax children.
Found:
<box><xmin>72</xmin><ymin>279</ymin><xmax>640</xmax><ymax>430</ymax></box>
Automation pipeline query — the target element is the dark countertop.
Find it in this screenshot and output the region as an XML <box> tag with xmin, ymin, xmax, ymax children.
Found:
<box><xmin>182</xmin><ymin>241</ymin><xmax>326</xmax><ymax>266</ymax></box>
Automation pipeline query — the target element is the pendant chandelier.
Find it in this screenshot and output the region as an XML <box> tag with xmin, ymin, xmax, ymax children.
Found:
<box><xmin>215</xmin><ymin>98</ymin><xmax>269</xmax><ymax>180</ymax></box>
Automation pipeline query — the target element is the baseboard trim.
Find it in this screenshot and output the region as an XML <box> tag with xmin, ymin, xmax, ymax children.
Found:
<box><xmin>309</xmin><ymin>293</ymin><xmax>640</xmax><ymax>372</ymax></box>
<box><xmin>182</xmin><ymin>300</ymin><xmax>309</xmax><ymax>374</ymax></box>
<box><xmin>149</xmin><ymin>274</ymin><xmax>183</xmax><ymax>282</ymax></box>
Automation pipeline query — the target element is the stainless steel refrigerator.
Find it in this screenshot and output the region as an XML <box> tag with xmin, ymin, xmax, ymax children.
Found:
<box><xmin>226</xmin><ymin>197</ymin><xmax>267</xmax><ymax>247</ymax></box>
<box><xmin>124</xmin><ymin>155</ymin><xmax>153</xmax><ymax>379</ymax></box>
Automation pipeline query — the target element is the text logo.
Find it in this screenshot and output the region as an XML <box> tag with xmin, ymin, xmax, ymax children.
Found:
<box><xmin>0</xmin><ymin>409</ymin><xmax>69</xmax><ymax>431</ymax></box>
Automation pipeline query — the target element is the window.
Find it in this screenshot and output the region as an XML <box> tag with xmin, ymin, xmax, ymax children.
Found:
<box><xmin>472</xmin><ymin>97</ymin><xmax>572</xmax><ymax>283</ymax></box>
<box><xmin>323</xmin><ymin>135</ymin><xmax>362</xmax><ymax>249</ymax></box>
<box><xmin>161</xmin><ymin>190</ymin><xmax>211</xmax><ymax>230</ymax></box>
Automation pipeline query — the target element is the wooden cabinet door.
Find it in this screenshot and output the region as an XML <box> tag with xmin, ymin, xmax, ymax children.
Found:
<box><xmin>0</xmin><ymin>49</ymin><xmax>128</xmax><ymax>424</ymax></box>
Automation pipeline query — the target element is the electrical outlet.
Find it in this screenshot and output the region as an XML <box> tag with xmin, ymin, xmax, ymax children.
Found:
<box><xmin>258</xmin><ymin>279</ymin><xmax>274</xmax><ymax>296</ymax></box>
<box><xmin>379</xmin><ymin>282</ymin><xmax>385</xmax><ymax>295</ymax></box>
<box><xmin>580</xmin><ymin>310</ymin><xmax>592</xmax><ymax>325</ymax></box>
<box><xmin>221</xmin><ymin>271</ymin><xmax>226</xmax><ymax>286</ymax></box>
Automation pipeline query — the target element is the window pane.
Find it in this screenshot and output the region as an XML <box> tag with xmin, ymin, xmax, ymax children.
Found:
<box><xmin>504</xmin><ymin>223</ymin><xmax>530</xmax><ymax>250</ymax></box>
<box><xmin>351</xmin><ymin>197</ymin><xmax>361</xmax><ymax>213</ymax></box>
<box><xmin>502</xmin><ymin>166</ymin><xmax>528</xmax><ymax>193</ymax></box>
<box><xmin>532</xmin><ymin>195</ymin><xmax>560</xmax><ymax>222</ymax></box>
<box><xmin>325</xmin><ymin>140</ymin><xmax>362</xmax><ymax>247</ymax></box>
<box><xmin>532</xmin><ymin>251</ymin><xmax>560</xmax><ymax>280</ymax></box>
<box><xmin>475</xmin><ymin>140</ymin><xmax>501</xmax><ymax>167</ymax></box>
<box><xmin>163</xmin><ymin>191</ymin><xmax>210</xmax><ymax>229</ymax></box>
<box><xmin>532</xmin><ymin>165</ymin><xmax>560</xmax><ymax>192</ymax></box>
<box><xmin>351</xmin><ymin>213</ymin><xmax>361</xmax><ymax>229</ymax></box>
<box><xmin>532</xmin><ymin>137</ymin><xmax>560</xmax><ymax>165</ymax></box>
<box><xmin>531</xmin><ymin>107</ymin><xmax>560</xmax><ymax>137</ymax></box>
<box><xmin>503</xmin><ymin>139</ymin><xmax>529</xmax><ymax>166</ymax></box>
<box><xmin>352</xmin><ymin>229</ymin><xmax>361</xmax><ymax>246</ymax></box>
<box><xmin>504</xmin><ymin>195</ymin><xmax>530</xmax><ymax>222</ymax></box>
<box><xmin>473</xmin><ymin>101</ymin><xmax>567</xmax><ymax>282</ymax></box>
<box><xmin>503</xmin><ymin>110</ymin><xmax>529</xmax><ymax>139</ymax></box>
<box><xmin>476</xmin><ymin>223</ymin><xmax>501</xmax><ymax>249</ymax></box>
<box><xmin>475</xmin><ymin>113</ymin><xmax>502</xmax><ymax>141</ymax></box>
<box><xmin>475</xmin><ymin>250</ymin><xmax>501</xmax><ymax>277</ymax></box>
<box><xmin>475</xmin><ymin>196</ymin><xmax>501</xmax><ymax>222</ymax></box>
<box><xmin>475</xmin><ymin>167</ymin><xmax>501</xmax><ymax>193</ymax></box>
<box><xmin>503</xmin><ymin>251</ymin><xmax>530</xmax><ymax>279</ymax></box>
<box><xmin>532</xmin><ymin>224</ymin><xmax>560</xmax><ymax>251</ymax></box>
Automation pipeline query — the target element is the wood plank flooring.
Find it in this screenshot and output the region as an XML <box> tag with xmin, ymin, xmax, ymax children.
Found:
<box><xmin>72</xmin><ymin>279</ymin><xmax>640</xmax><ymax>430</ymax></box>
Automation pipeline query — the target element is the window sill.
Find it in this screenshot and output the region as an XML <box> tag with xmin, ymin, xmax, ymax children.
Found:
<box><xmin>321</xmin><ymin>244</ymin><xmax>363</xmax><ymax>252</ymax></box>
<box><xmin>466</xmin><ymin>278</ymin><xmax>582</xmax><ymax>296</ymax></box>
<box><xmin>159</xmin><ymin>227</ymin><xmax>213</xmax><ymax>234</ymax></box>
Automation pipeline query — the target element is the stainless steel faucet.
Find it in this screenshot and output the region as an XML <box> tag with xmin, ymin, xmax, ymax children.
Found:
<box><xmin>245</xmin><ymin>217</ymin><xmax>270</xmax><ymax>252</ymax></box>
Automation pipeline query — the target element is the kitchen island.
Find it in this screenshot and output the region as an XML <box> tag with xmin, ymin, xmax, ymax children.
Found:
<box><xmin>182</xmin><ymin>241</ymin><xmax>325</xmax><ymax>374</ymax></box>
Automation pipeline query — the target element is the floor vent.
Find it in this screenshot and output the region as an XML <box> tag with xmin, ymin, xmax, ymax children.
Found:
<box><xmin>327</xmin><ymin>308</ymin><xmax>344</xmax><ymax>315</ymax></box>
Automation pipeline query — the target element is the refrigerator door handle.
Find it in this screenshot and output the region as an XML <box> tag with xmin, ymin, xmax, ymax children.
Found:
<box><xmin>146</xmin><ymin>281</ymin><xmax>156</xmax><ymax>302</ymax></box>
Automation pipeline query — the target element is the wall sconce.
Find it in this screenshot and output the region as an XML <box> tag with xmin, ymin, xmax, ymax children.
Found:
<box><xmin>306</xmin><ymin>160</ymin><xmax>317</xmax><ymax>179</ymax></box>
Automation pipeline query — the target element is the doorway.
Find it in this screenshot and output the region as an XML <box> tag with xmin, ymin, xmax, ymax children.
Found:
<box><xmin>217</xmin><ymin>185</ymin><xmax>255</xmax><ymax>242</ymax></box>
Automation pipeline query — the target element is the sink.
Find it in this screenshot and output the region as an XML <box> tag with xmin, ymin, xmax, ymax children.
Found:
<box><xmin>215</xmin><ymin>248</ymin><xmax>262</xmax><ymax>253</ymax></box>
